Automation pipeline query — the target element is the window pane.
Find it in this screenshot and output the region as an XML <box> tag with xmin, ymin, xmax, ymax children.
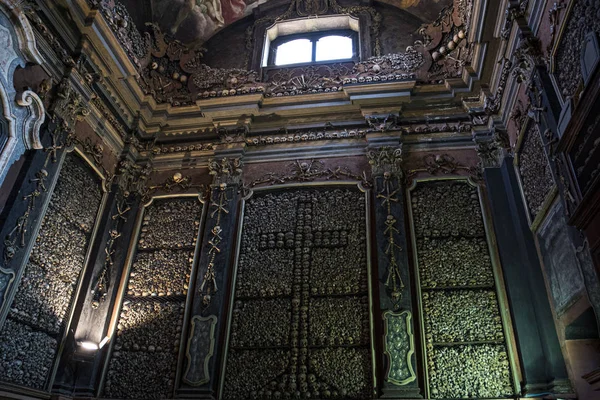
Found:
<box><xmin>275</xmin><ymin>39</ymin><xmax>313</xmax><ymax>66</ymax></box>
<box><xmin>315</xmin><ymin>35</ymin><xmax>353</xmax><ymax>61</ymax></box>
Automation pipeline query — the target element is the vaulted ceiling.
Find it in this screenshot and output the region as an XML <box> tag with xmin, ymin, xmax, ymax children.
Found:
<box><xmin>124</xmin><ymin>0</ymin><xmax>456</xmax><ymax>46</ymax></box>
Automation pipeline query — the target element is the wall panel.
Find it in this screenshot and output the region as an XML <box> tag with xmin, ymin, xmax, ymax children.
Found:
<box><xmin>222</xmin><ymin>186</ymin><xmax>374</xmax><ymax>400</ymax></box>
<box><xmin>0</xmin><ymin>152</ymin><xmax>103</xmax><ymax>390</ymax></box>
<box><xmin>408</xmin><ymin>179</ymin><xmax>515</xmax><ymax>399</ymax></box>
<box><xmin>103</xmin><ymin>197</ymin><xmax>203</xmax><ymax>399</ymax></box>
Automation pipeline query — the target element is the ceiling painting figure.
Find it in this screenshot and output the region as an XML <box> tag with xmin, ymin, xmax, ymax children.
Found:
<box><xmin>152</xmin><ymin>0</ymin><xmax>248</xmax><ymax>46</ymax></box>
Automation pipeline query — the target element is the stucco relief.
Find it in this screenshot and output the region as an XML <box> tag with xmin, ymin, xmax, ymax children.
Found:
<box><xmin>0</xmin><ymin>5</ymin><xmax>45</xmax><ymax>183</ymax></box>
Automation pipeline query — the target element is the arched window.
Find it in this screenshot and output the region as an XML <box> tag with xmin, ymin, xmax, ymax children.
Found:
<box><xmin>269</xmin><ymin>30</ymin><xmax>358</xmax><ymax>66</ymax></box>
<box><xmin>260</xmin><ymin>15</ymin><xmax>362</xmax><ymax>69</ymax></box>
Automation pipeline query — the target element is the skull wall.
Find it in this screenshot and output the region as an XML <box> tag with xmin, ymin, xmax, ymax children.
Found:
<box><xmin>0</xmin><ymin>153</ymin><xmax>103</xmax><ymax>389</ymax></box>
<box><xmin>223</xmin><ymin>187</ymin><xmax>373</xmax><ymax>400</ymax></box>
<box><xmin>103</xmin><ymin>197</ymin><xmax>202</xmax><ymax>399</ymax></box>
<box><xmin>409</xmin><ymin>180</ymin><xmax>514</xmax><ymax>399</ymax></box>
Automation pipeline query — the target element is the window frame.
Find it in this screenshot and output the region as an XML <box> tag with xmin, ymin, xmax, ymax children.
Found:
<box><xmin>267</xmin><ymin>29</ymin><xmax>359</xmax><ymax>67</ymax></box>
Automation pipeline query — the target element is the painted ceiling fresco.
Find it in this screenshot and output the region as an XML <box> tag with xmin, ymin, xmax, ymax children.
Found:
<box><xmin>149</xmin><ymin>0</ymin><xmax>453</xmax><ymax>46</ymax></box>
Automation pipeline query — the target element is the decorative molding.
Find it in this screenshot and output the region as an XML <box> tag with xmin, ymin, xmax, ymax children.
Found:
<box><xmin>91</xmin><ymin>196</ymin><xmax>130</xmax><ymax>308</ymax></box>
<box><xmin>369</xmin><ymin>146</ymin><xmax>405</xmax><ymax>309</ymax></box>
<box><xmin>0</xmin><ymin>266</ymin><xmax>15</xmax><ymax>310</ymax></box>
<box><xmin>514</xmin><ymin>119</ymin><xmax>555</xmax><ymax>224</ymax></box>
<box><xmin>183</xmin><ymin>315</ymin><xmax>217</xmax><ymax>386</ymax></box>
<box><xmin>248</xmin><ymin>159</ymin><xmax>370</xmax><ymax>188</ymax></box>
<box><xmin>367</xmin><ymin>146</ymin><xmax>403</xmax><ymax>177</ymax></box>
<box><xmin>142</xmin><ymin>172</ymin><xmax>206</xmax><ymax>203</ymax></box>
<box><xmin>0</xmin><ymin>4</ymin><xmax>46</xmax><ymax>182</ymax></box>
<box><xmin>15</xmin><ymin>90</ymin><xmax>45</xmax><ymax>151</ymax></box>
<box><xmin>383</xmin><ymin>310</ymin><xmax>416</xmax><ymax>386</ymax></box>
<box><xmin>406</xmin><ymin>153</ymin><xmax>474</xmax><ymax>179</ymax></box>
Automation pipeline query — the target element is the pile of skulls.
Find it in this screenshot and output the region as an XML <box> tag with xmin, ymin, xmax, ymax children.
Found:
<box><xmin>309</xmin><ymin>297</ymin><xmax>369</xmax><ymax>346</ymax></box>
<box><xmin>411</xmin><ymin>182</ymin><xmax>485</xmax><ymax>238</ymax></box>
<box><xmin>0</xmin><ymin>319</ymin><xmax>56</xmax><ymax>389</ymax></box>
<box><xmin>114</xmin><ymin>300</ymin><xmax>185</xmax><ymax>352</ymax></box>
<box><xmin>13</xmin><ymin>213</ymin><xmax>90</xmax><ymax>334</ymax></box>
<box><xmin>310</xmin><ymin>348</ymin><xmax>372</xmax><ymax>398</ymax></box>
<box><xmin>231</xmin><ymin>299</ymin><xmax>291</xmax><ymax>348</ymax></box>
<box><xmin>310</xmin><ymin>247</ymin><xmax>367</xmax><ymax>296</ymax></box>
<box><xmin>139</xmin><ymin>199</ymin><xmax>201</xmax><ymax>249</ymax></box>
<box><xmin>244</xmin><ymin>193</ymin><xmax>298</xmax><ymax>235</ymax></box>
<box><xmin>423</xmin><ymin>290</ymin><xmax>504</xmax><ymax>343</ymax></box>
<box><xmin>49</xmin><ymin>153</ymin><xmax>102</xmax><ymax>233</ymax></box>
<box><xmin>104</xmin><ymin>349</ymin><xmax>176</xmax><ymax>399</ymax></box>
<box><xmin>236</xmin><ymin>248</ymin><xmax>294</xmax><ymax>298</ymax></box>
<box><xmin>311</xmin><ymin>190</ymin><xmax>365</xmax><ymax>232</ymax></box>
<box><xmin>417</xmin><ymin>237</ymin><xmax>494</xmax><ymax>288</ymax></box>
<box><xmin>518</xmin><ymin>126</ymin><xmax>554</xmax><ymax>219</ymax></box>
<box><xmin>223</xmin><ymin>349</ymin><xmax>291</xmax><ymax>399</ymax></box>
<box><xmin>106</xmin><ymin>300</ymin><xmax>185</xmax><ymax>398</ymax></box>
<box><xmin>428</xmin><ymin>344</ymin><xmax>512</xmax><ymax>398</ymax></box>
<box><xmin>128</xmin><ymin>249</ymin><xmax>193</xmax><ymax>297</ymax></box>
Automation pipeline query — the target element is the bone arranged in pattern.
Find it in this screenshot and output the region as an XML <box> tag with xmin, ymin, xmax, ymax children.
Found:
<box><xmin>411</xmin><ymin>181</ymin><xmax>513</xmax><ymax>398</ymax></box>
<box><xmin>224</xmin><ymin>188</ymin><xmax>372</xmax><ymax>400</ymax></box>
<box><xmin>104</xmin><ymin>198</ymin><xmax>201</xmax><ymax>399</ymax></box>
<box><xmin>0</xmin><ymin>153</ymin><xmax>102</xmax><ymax>389</ymax></box>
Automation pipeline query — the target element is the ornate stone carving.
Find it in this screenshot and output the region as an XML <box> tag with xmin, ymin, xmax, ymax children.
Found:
<box><xmin>208</xmin><ymin>157</ymin><xmax>243</xmax><ymax>186</ymax></box>
<box><xmin>512</xmin><ymin>37</ymin><xmax>543</xmax><ymax>84</ymax></box>
<box><xmin>365</xmin><ymin>114</ymin><xmax>402</xmax><ymax>133</ymax></box>
<box><xmin>406</xmin><ymin>153</ymin><xmax>474</xmax><ymax>181</ymax></box>
<box><xmin>474</xmin><ymin>135</ymin><xmax>504</xmax><ymax>168</ymax></box>
<box><xmin>516</xmin><ymin>122</ymin><xmax>554</xmax><ymax>221</ymax></box>
<box><xmin>368</xmin><ymin>146</ymin><xmax>405</xmax><ymax>309</ymax></box>
<box><xmin>53</xmin><ymin>78</ymin><xmax>91</xmax><ymax>129</ymax></box>
<box><xmin>485</xmin><ymin>58</ymin><xmax>513</xmax><ymax>115</ymax></box>
<box><xmin>351</xmin><ymin>50</ymin><xmax>424</xmax><ymax>79</ymax></box>
<box><xmin>142</xmin><ymin>173</ymin><xmax>206</xmax><ymax>203</ymax></box>
<box><xmin>383</xmin><ymin>310</ymin><xmax>416</xmax><ymax>385</ymax></box>
<box><xmin>90</xmin><ymin>0</ymin><xmax>475</xmax><ymax>106</ymax></box>
<box><xmin>91</xmin><ymin>0</ymin><xmax>149</xmax><ymax>68</ymax></box>
<box><xmin>500</xmin><ymin>0</ymin><xmax>528</xmax><ymax>40</ymax></box>
<box><xmin>183</xmin><ymin>315</ymin><xmax>217</xmax><ymax>386</ymax></box>
<box><xmin>218</xmin><ymin>125</ymin><xmax>248</xmax><ymax>144</ymax></box>
<box><xmin>367</xmin><ymin>145</ymin><xmax>403</xmax><ymax>177</ymax></box>
<box><xmin>249</xmin><ymin>159</ymin><xmax>369</xmax><ymax>188</ymax></box>
<box><xmin>247</xmin><ymin>126</ymin><xmax>369</xmax><ymax>146</ymax></box>
<box><xmin>224</xmin><ymin>188</ymin><xmax>372</xmax><ymax>399</ymax></box>
<box><xmin>22</xmin><ymin>4</ymin><xmax>73</xmax><ymax>66</ymax></box>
